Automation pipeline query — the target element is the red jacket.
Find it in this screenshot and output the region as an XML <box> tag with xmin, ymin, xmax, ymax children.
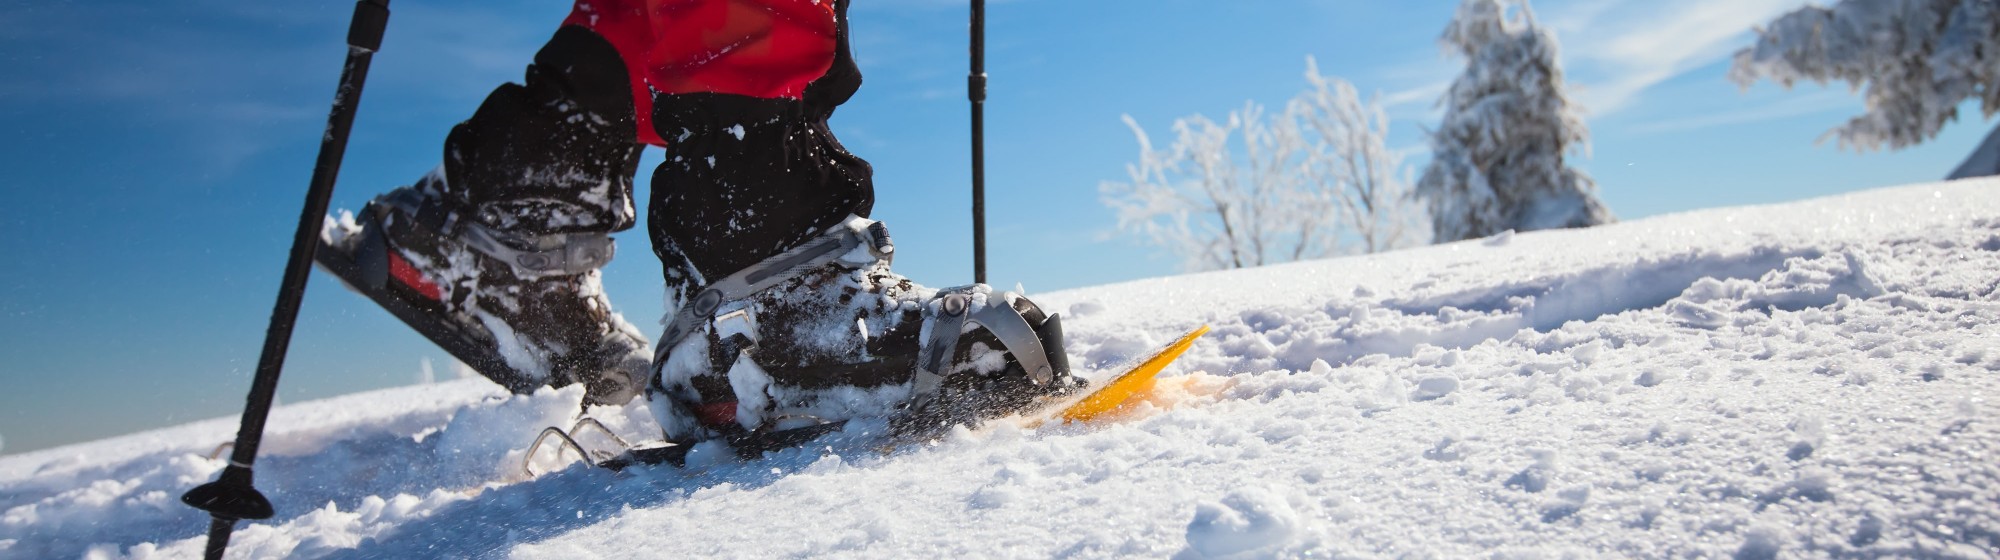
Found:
<box><xmin>565</xmin><ymin>0</ymin><xmax>840</xmax><ymax>145</ymax></box>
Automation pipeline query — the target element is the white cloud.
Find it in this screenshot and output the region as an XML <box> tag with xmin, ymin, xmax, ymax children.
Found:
<box><xmin>1540</xmin><ymin>0</ymin><xmax>1812</xmax><ymax>115</ymax></box>
<box><xmin>1383</xmin><ymin>81</ymin><xmax>1450</xmax><ymax>110</ymax></box>
<box><xmin>1625</xmin><ymin>89</ymin><xmax>1855</xmax><ymax>135</ymax></box>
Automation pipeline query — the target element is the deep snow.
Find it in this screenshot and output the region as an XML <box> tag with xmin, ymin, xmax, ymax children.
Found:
<box><xmin>4</xmin><ymin>179</ymin><xmax>1998</xmax><ymax>559</ymax></box>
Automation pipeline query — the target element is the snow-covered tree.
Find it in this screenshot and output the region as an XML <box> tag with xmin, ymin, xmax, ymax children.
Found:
<box><xmin>1294</xmin><ymin>57</ymin><xmax>1427</xmax><ymax>254</ymax></box>
<box><xmin>1102</xmin><ymin>106</ymin><xmax>1305</xmax><ymax>271</ymax></box>
<box><xmin>1730</xmin><ymin>0</ymin><xmax>2000</xmax><ymax>177</ymax></box>
<box><xmin>1102</xmin><ymin>61</ymin><xmax>1426</xmax><ymax>271</ymax></box>
<box><xmin>1416</xmin><ymin>0</ymin><xmax>1611</xmax><ymax>243</ymax></box>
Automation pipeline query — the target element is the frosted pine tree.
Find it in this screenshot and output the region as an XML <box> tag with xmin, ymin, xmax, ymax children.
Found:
<box><xmin>1730</xmin><ymin>0</ymin><xmax>2000</xmax><ymax>178</ymax></box>
<box><xmin>1416</xmin><ymin>0</ymin><xmax>1611</xmax><ymax>243</ymax></box>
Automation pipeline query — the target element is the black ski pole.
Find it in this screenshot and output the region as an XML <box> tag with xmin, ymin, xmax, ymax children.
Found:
<box><xmin>180</xmin><ymin>1</ymin><xmax>389</xmax><ymax>558</ymax></box>
<box><xmin>969</xmin><ymin>0</ymin><xmax>988</xmax><ymax>284</ymax></box>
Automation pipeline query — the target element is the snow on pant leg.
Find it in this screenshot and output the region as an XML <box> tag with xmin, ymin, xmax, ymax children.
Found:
<box><xmin>560</xmin><ymin>0</ymin><xmax>664</xmax><ymax>146</ymax></box>
<box><xmin>435</xmin><ymin>25</ymin><xmax>644</xmax><ymax>237</ymax></box>
<box><xmin>556</xmin><ymin>0</ymin><xmax>871</xmax><ymax>290</ymax></box>
<box><xmin>644</xmin><ymin>0</ymin><xmax>871</xmax><ymax>291</ymax></box>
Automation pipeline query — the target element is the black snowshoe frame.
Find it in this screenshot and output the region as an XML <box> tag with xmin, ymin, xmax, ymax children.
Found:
<box><xmin>523</xmin><ymin>417</ymin><xmax>856</xmax><ymax>474</ymax></box>
<box><xmin>313</xmin><ymin>215</ymin><xmax>542</xmax><ymax>393</ymax></box>
<box><xmin>522</xmin><ymin>374</ymin><xmax>1083</xmax><ymax>477</ymax></box>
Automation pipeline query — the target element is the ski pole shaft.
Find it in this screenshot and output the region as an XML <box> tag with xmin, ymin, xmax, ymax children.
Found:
<box><xmin>182</xmin><ymin>1</ymin><xmax>389</xmax><ymax>559</ymax></box>
<box><xmin>969</xmin><ymin>0</ymin><xmax>988</xmax><ymax>284</ymax></box>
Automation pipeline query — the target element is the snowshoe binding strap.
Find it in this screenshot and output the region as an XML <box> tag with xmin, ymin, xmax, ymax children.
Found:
<box><xmin>370</xmin><ymin>187</ymin><xmax>616</xmax><ymax>277</ymax></box>
<box><xmin>912</xmin><ymin>292</ymin><xmax>1063</xmax><ymax>403</ymax></box>
<box><xmin>913</xmin><ymin>292</ymin><xmax>975</xmax><ymax>396</ymax></box>
<box><xmin>658</xmin><ymin>215</ymin><xmax>892</xmax><ymax>352</ymax></box>
<box><xmin>458</xmin><ymin>222</ymin><xmax>614</xmax><ymax>275</ymax></box>
<box><xmin>654</xmin><ymin>215</ymin><xmax>1069</xmax><ymax>428</ymax></box>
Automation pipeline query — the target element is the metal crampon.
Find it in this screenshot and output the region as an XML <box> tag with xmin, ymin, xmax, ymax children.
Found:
<box><xmin>521</xmin><ymin>417</ymin><xmax>638</xmax><ymax>478</ymax></box>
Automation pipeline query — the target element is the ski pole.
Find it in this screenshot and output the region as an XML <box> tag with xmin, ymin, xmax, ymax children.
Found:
<box><xmin>180</xmin><ymin>1</ymin><xmax>389</xmax><ymax>558</ymax></box>
<box><xmin>969</xmin><ymin>0</ymin><xmax>988</xmax><ymax>284</ymax></box>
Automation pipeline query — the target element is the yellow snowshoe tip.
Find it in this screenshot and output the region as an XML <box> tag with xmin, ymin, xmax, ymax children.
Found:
<box><xmin>1058</xmin><ymin>325</ymin><xmax>1210</xmax><ymax>423</ymax></box>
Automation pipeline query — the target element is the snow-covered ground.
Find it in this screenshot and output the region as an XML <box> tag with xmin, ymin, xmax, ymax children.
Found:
<box><xmin>5</xmin><ymin>179</ymin><xmax>1998</xmax><ymax>559</ymax></box>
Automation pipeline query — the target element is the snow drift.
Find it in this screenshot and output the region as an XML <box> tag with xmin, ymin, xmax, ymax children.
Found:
<box><xmin>4</xmin><ymin>178</ymin><xmax>1998</xmax><ymax>558</ymax></box>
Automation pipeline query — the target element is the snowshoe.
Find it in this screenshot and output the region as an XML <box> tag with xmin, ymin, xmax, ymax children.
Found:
<box><xmin>532</xmin><ymin>324</ymin><xmax>1211</xmax><ymax>473</ymax></box>
<box><xmin>316</xmin><ymin>173</ymin><xmax>652</xmax><ymax>405</ymax></box>
<box><xmin>644</xmin><ymin>215</ymin><xmax>1084</xmax><ymax>444</ymax></box>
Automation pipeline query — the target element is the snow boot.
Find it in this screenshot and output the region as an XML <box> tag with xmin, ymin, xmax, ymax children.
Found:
<box><xmin>317</xmin><ymin>25</ymin><xmax>657</xmax><ymax>404</ymax></box>
<box><xmin>317</xmin><ymin>176</ymin><xmax>652</xmax><ymax>405</ymax></box>
<box><xmin>625</xmin><ymin>0</ymin><xmax>1069</xmax><ymax>442</ymax></box>
<box><xmin>645</xmin><ymin>216</ymin><xmax>1081</xmax><ymax>442</ymax></box>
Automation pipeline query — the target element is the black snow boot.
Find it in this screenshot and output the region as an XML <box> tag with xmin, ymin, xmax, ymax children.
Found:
<box><xmin>645</xmin><ymin>216</ymin><xmax>1081</xmax><ymax>442</ymax></box>
<box><xmin>315</xmin><ymin>26</ymin><xmax>653</xmax><ymax>404</ymax></box>
<box><xmin>635</xmin><ymin>1</ymin><xmax>1074</xmax><ymax>442</ymax></box>
<box><xmin>319</xmin><ymin>179</ymin><xmax>652</xmax><ymax>405</ymax></box>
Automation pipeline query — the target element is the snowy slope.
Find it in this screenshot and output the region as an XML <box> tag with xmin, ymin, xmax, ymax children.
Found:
<box><xmin>5</xmin><ymin>179</ymin><xmax>1998</xmax><ymax>559</ymax></box>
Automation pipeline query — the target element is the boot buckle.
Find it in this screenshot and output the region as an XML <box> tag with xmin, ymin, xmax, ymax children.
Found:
<box><xmin>712</xmin><ymin>302</ymin><xmax>759</xmax><ymax>346</ymax></box>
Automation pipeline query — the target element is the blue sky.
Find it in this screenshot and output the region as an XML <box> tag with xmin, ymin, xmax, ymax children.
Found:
<box><xmin>1</xmin><ymin>0</ymin><xmax>1989</xmax><ymax>455</ymax></box>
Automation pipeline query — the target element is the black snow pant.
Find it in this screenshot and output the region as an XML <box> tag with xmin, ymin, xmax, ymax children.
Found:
<box><xmin>429</xmin><ymin>2</ymin><xmax>873</xmax><ymax>298</ymax></box>
<box><xmin>408</xmin><ymin>0</ymin><xmax>877</xmax><ymax>416</ymax></box>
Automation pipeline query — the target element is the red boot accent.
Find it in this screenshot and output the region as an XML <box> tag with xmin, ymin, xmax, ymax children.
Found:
<box><xmin>696</xmin><ymin>401</ymin><xmax>739</xmax><ymax>427</ymax></box>
<box><xmin>388</xmin><ymin>252</ymin><xmax>444</xmax><ymax>301</ymax></box>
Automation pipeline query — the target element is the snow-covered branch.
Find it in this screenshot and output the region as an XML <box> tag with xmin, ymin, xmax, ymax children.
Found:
<box><xmin>1731</xmin><ymin>0</ymin><xmax>2000</xmax><ymax>153</ymax></box>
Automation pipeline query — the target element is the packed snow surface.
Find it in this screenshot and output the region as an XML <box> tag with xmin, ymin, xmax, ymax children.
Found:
<box><xmin>5</xmin><ymin>179</ymin><xmax>2000</xmax><ymax>558</ymax></box>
